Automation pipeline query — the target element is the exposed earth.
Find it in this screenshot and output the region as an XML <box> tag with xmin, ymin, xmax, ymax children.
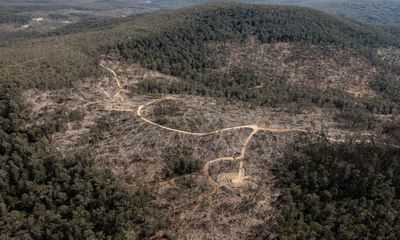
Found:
<box><xmin>25</xmin><ymin>59</ymin><xmax>384</xmax><ymax>238</ymax></box>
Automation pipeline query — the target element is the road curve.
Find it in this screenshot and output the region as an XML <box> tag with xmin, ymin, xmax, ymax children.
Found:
<box><xmin>137</xmin><ymin>98</ymin><xmax>306</xmax><ymax>136</ymax></box>
<box><xmin>137</xmin><ymin>98</ymin><xmax>306</xmax><ymax>187</ymax></box>
<box><xmin>99</xmin><ymin>62</ymin><xmax>306</xmax><ymax>188</ymax></box>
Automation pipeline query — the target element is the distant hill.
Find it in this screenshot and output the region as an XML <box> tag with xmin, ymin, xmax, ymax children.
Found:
<box><xmin>382</xmin><ymin>24</ymin><xmax>400</xmax><ymax>39</ymax></box>
<box><xmin>1</xmin><ymin>3</ymin><xmax>398</xmax><ymax>85</ymax></box>
<box><xmin>1</xmin><ymin>0</ymin><xmax>399</xmax><ymax>25</ymax></box>
<box><xmin>2</xmin><ymin>3</ymin><xmax>398</xmax><ymax>111</ymax></box>
<box><xmin>301</xmin><ymin>0</ymin><xmax>400</xmax><ymax>25</ymax></box>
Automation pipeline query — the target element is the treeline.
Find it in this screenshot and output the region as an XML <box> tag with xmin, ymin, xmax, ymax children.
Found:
<box><xmin>134</xmin><ymin>66</ymin><xmax>396</xmax><ymax>114</ymax></box>
<box><xmin>115</xmin><ymin>4</ymin><xmax>398</xmax><ymax>112</ymax></box>
<box><xmin>0</xmin><ymin>82</ymin><xmax>162</xmax><ymax>238</ymax></box>
<box><xmin>371</xmin><ymin>73</ymin><xmax>400</xmax><ymax>107</ymax></box>
<box><xmin>47</xmin><ymin>14</ymin><xmax>133</xmax><ymax>37</ymax></box>
<box><xmin>117</xmin><ymin>5</ymin><xmax>398</xmax><ymax>73</ymax></box>
<box><xmin>0</xmin><ymin>12</ymin><xmax>30</xmax><ymax>24</ymax></box>
<box><xmin>251</xmin><ymin>137</ymin><xmax>400</xmax><ymax>239</ymax></box>
<box><xmin>163</xmin><ymin>145</ymin><xmax>201</xmax><ymax>178</ymax></box>
<box><xmin>381</xmin><ymin>25</ymin><xmax>400</xmax><ymax>40</ymax></box>
<box><xmin>367</xmin><ymin>47</ymin><xmax>400</xmax><ymax>106</ymax></box>
<box><xmin>0</xmin><ymin>40</ymin><xmax>102</xmax><ymax>90</ymax></box>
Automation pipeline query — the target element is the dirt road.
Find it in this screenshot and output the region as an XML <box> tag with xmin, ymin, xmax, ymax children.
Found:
<box><xmin>100</xmin><ymin>62</ymin><xmax>305</xmax><ymax>188</ymax></box>
<box><xmin>137</xmin><ymin>98</ymin><xmax>306</xmax><ymax>186</ymax></box>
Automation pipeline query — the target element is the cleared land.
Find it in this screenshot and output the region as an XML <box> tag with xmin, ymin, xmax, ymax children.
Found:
<box><xmin>24</xmin><ymin>59</ymin><xmax>388</xmax><ymax>238</ymax></box>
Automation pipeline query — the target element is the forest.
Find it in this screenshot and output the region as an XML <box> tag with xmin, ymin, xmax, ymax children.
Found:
<box><xmin>382</xmin><ymin>25</ymin><xmax>400</xmax><ymax>39</ymax></box>
<box><xmin>116</xmin><ymin>5</ymin><xmax>399</xmax><ymax>113</ymax></box>
<box><xmin>0</xmin><ymin>12</ymin><xmax>29</xmax><ymax>24</ymax></box>
<box><xmin>249</xmin><ymin>138</ymin><xmax>400</xmax><ymax>239</ymax></box>
<box><xmin>0</xmin><ymin>82</ymin><xmax>164</xmax><ymax>238</ymax></box>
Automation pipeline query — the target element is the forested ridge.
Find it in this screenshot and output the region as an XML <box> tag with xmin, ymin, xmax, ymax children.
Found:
<box><xmin>117</xmin><ymin>3</ymin><xmax>399</xmax><ymax>74</ymax></box>
<box><xmin>1</xmin><ymin>3</ymin><xmax>399</xmax><ymax>90</ymax></box>
<box><xmin>114</xmin><ymin>4</ymin><xmax>400</xmax><ymax>113</ymax></box>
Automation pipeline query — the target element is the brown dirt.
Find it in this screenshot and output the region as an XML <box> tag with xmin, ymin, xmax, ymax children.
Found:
<box><xmin>24</xmin><ymin>60</ymin><xmax>383</xmax><ymax>239</ymax></box>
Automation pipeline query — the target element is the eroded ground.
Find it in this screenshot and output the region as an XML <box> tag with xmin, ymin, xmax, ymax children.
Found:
<box><xmin>25</xmin><ymin>60</ymin><xmax>386</xmax><ymax>239</ymax></box>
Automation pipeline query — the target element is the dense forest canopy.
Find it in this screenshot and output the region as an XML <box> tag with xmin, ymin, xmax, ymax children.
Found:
<box><xmin>250</xmin><ymin>139</ymin><xmax>400</xmax><ymax>239</ymax></box>
<box><xmin>0</xmin><ymin>82</ymin><xmax>163</xmax><ymax>238</ymax></box>
<box><xmin>382</xmin><ymin>25</ymin><xmax>400</xmax><ymax>39</ymax></box>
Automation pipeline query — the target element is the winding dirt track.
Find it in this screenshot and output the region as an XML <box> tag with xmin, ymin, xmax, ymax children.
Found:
<box><xmin>96</xmin><ymin>62</ymin><xmax>312</xmax><ymax>223</ymax></box>
<box><xmin>137</xmin><ymin>98</ymin><xmax>306</xmax><ymax>186</ymax></box>
<box><xmin>100</xmin><ymin>63</ymin><xmax>127</xmax><ymax>101</ymax></box>
<box><xmin>99</xmin><ymin>63</ymin><xmax>306</xmax><ymax>187</ymax></box>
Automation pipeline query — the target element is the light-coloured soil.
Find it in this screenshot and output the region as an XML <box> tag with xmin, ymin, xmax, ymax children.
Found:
<box><xmin>25</xmin><ymin>60</ymin><xmax>381</xmax><ymax>239</ymax></box>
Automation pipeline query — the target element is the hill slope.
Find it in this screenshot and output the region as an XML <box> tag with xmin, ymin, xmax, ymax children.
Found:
<box><xmin>111</xmin><ymin>4</ymin><xmax>399</xmax><ymax>112</ymax></box>
<box><xmin>1</xmin><ymin>3</ymin><xmax>400</xmax><ymax>239</ymax></box>
<box><xmin>1</xmin><ymin>3</ymin><xmax>398</xmax><ymax>89</ymax></box>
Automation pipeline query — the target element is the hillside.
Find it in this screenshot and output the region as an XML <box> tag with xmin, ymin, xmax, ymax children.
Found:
<box><xmin>110</xmin><ymin>4</ymin><xmax>399</xmax><ymax>111</ymax></box>
<box><xmin>1</xmin><ymin>3</ymin><xmax>398</xmax><ymax>88</ymax></box>
<box><xmin>1</xmin><ymin>3</ymin><xmax>400</xmax><ymax>239</ymax></box>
